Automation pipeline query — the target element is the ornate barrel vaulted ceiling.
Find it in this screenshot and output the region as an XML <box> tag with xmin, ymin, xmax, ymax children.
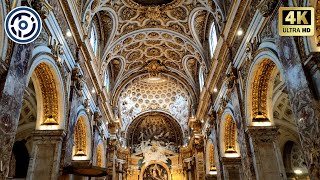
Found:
<box><xmin>79</xmin><ymin>0</ymin><xmax>225</xmax><ymax>130</ymax></box>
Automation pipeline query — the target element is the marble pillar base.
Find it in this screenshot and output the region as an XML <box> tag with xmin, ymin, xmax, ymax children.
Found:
<box><xmin>246</xmin><ymin>126</ymin><xmax>286</xmax><ymax>180</ymax></box>
<box><xmin>27</xmin><ymin>130</ymin><xmax>66</xmax><ymax>180</ymax></box>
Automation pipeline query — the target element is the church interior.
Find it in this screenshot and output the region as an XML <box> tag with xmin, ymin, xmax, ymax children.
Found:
<box><xmin>1</xmin><ymin>0</ymin><xmax>320</xmax><ymax>179</ymax></box>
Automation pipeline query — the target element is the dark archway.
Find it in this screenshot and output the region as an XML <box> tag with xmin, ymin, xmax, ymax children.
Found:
<box><xmin>12</xmin><ymin>140</ymin><xmax>30</xmax><ymax>178</ymax></box>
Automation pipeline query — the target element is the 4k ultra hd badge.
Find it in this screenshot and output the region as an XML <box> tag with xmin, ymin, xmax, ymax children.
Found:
<box><xmin>279</xmin><ymin>7</ymin><xmax>314</xmax><ymax>36</ymax></box>
<box><xmin>5</xmin><ymin>6</ymin><xmax>42</xmax><ymax>44</ymax></box>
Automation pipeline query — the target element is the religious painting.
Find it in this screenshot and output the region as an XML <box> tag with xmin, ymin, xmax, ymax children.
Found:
<box><xmin>143</xmin><ymin>164</ymin><xmax>168</xmax><ymax>180</ymax></box>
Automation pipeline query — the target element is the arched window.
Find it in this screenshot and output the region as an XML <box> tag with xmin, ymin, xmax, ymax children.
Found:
<box><xmin>199</xmin><ymin>67</ymin><xmax>204</xmax><ymax>92</ymax></box>
<box><xmin>104</xmin><ymin>70</ymin><xmax>109</xmax><ymax>92</ymax></box>
<box><xmin>209</xmin><ymin>22</ymin><xmax>218</xmax><ymax>58</ymax></box>
<box><xmin>90</xmin><ymin>24</ymin><xmax>98</xmax><ymax>55</ymax></box>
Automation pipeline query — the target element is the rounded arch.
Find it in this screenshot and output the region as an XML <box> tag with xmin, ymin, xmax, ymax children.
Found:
<box><xmin>99</xmin><ymin>55</ymin><xmax>125</xmax><ymax>81</ymax></box>
<box><xmin>245</xmin><ymin>49</ymin><xmax>286</xmax><ymax>126</ymax></box>
<box><xmin>283</xmin><ymin>141</ymin><xmax>309</xmax><ymax>178</ymax></box>
<box><xmin>125</xmin><ymin>110</ymin><xmax>185</xmax><ymax>137</ymax></box>
<box><xmin>140</xmin><ymin>161</ymin><xmax>171</xmax><ymax>180</ymax></box>
<box><xmin>10</xmin><ymin>141</ymin><xmax>30</xmax><ymax>178</ymax></box>
<box><xmin>219</xmin><ymin>111</ymin><xmax>240</xmax><ymax>157</ymax></box>
<box><xmin>26</xmin><ymin>54</ymin><xmax>66</xmax><ymax>130</ymax></box>
<box><xmin>72</xmin><ymin>113</ymin><xmax>92</xmax><ymax>161</ymax></box>
<box><xmin>82</xmin><ymin>7</ymin><xmax>118</xmax><ymax>51</ymax></box>
<box><xmin>189</xmin><ymin>7</ymin><xmax>210</xmax><ymax>47</ymax></box>
<box><xmin>126</xmin><ymin>111</ymin><xmax>184</xmax><ymax>148</ymax></box>
<box><xmin>189</xmin><ymin>5</ymin><xmax>225</xmax><ymax>46</ymax></box>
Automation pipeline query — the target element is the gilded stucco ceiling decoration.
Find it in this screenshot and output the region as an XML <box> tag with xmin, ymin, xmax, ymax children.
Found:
<box><xmin>106</xmin><ymin>31</ymin><xmax>203</xmax><ymax>84</ymax></box>
<box><xmin>272</xmin><ymin>72</ymin><xmax>295</xmax><ymax>126</ymax></box>
<box><xmin>108</xmin><ymin>58</ymin><xmax>122</xmax><ymax>81</ymax></box>
<box><xmin>74</xmin><ymin>117</ymin><xmax>87</xmax><ymax>156</ymax></box>
<box><xmin>119</xmin><ymin>75</ymin><xmax>190</xmax><ymax>131</ymax></box>
<box><xmin>126</xmin><ymin>113</ymin><xmax>183</xmax><ymax>148</ymax></box>
<box><xmin>34</xmin><ymin>63</ymin><xmax>59</xmax><ymax>125</ymax></box>
<box><xmin>97</xmin><ymin>10</ymin><xmax>113</xmax><ymax>45</ymax></box>
<box><xmin>80</xmin><ymin>0</ymin><xmax>224</xmax><ymax>97</ymax></box>
<box><xmin>19</xmin><ymin>81</ymin><xmax>37</xmax><ymax>127</ymax></box>
<box><xmin>96</xmin><ymin>144</ymin><xmax>103</xmax><ymax>167</ymax></box>
<box><xmin>16</xmin><ymin>80</ymin><xmax>37</xmax><ymax>142</ymax></box>
<box><xmin>208</xmin><ymin>143</ymin><xmax>215</xmax><ymax>169</ymax></box>
<box><xmin>290</xmin><ymin>143</ymin><xmax>308</xmax><ymax>174</ymax></box>
<box><xmin>252</xmin><ymin>60</ymin><xmax>276</xmax><ymax>119</ymax></box>
<box><xmin>273</xmin><ymin>91</ymin><xmax>294</xmax><ymax>125</ymax></box>
<box><xmin>193</xmin><ymin>10</ymin><xmax>208</xmax><ymax>44</ymax></box>
<box><xmin>224</xmin><ymin>115</ymin><xmax>237</xmax><ymax>153</ymax></box>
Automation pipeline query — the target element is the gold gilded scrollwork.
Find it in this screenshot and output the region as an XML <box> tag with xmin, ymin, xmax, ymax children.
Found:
<box><xmin>74</xmin><ymin>117</ymin><xmax>87</xmax><ymax>156</ymax></box>
<box><xmin>252</xmin><ymin>60</ymin><xmax>275</xmax><ymax>122</ymax></box>
<box><xmin>224</xmin><ymin>115</ymin><xmax>236</xmax><ymax>153</ymax></box>
<box><xmin>97</xmin><ymin>145</ymin><xmax>102</xmax><ymax>167</ymax></box>
<box><xmin>34</xmin><ymin>63</ymin><xmax>59</xmax><ymax>125</ymax></box>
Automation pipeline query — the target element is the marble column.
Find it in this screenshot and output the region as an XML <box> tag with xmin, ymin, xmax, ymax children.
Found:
<box><xmin>59</xmin><ymin>68</ymin><xmax>83</xmax><ymax>179</ymax></box>
<box><xmin>0</xmin><ymin>43</ymin><xmax>34</xmax><ymax>178</ymax></box>
<box><xmin>246</xmin><ymin>126</ymin><xmax>286</xmax><ymax>180</ymax></box>
<box><xmin>62</xmin><ymin>88</ymin><xmax>81</xmax><ymax>167</ymax></box>
<box><xmin>277</xmin><ymin>34</ymin><xmax>320</xmax><ymax>180</ymax></box>
<box><xmin>230</xmin><ymin>85</ymin><xmax>256</xmax><ymax>180</ymax></box>
<box><xmin>221</xmin><ymin>157</ymin><xmax>242</xmax><ymax>180</ymax></box>
<box><xmin>27</xmin><ymin>130</ymin><xmax>66</xmax><ymax>180</ymax></box>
